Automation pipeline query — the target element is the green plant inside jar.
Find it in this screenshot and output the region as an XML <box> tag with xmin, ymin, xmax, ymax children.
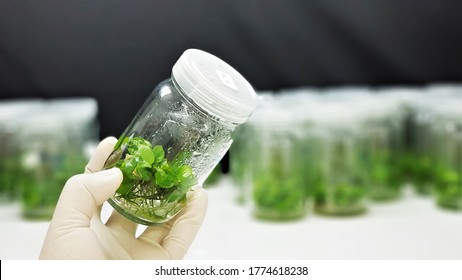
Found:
<box><xmin>252</xmin><ymin>146</ymin><xmax>306</xmax><ymax>220</ymax></box>
<box><xmin>400</xmin><ymin>152</ymin><xmax>435</xmax><ymax>194</ymax></box>
<box><xmin>434</xmin><ymin>166</ymin><xmax>462</xmax><ymax>210</ymax></box>
<box><xmin>366</xmin><ymin>149</ymin><xmax>402</xmax><ymax>200</ymax></box>
<box><xmin>313</xmin><ymin>141</ymin><xmax>367</xmax><ymax>215</ymax></box>
<box><xmin>0</xmin><ymin>159</ymin><xmax>19</xmax><ymax>200</ymax></box>
<box><xmin>21</xmin><ymin>150</ymin><xmax>87</xmax><ymax>219</ymax></box>
<box><xmin>314</xmin><ymin>180</ymin><xmax>366</xmax><ymax>214</ymax></box>
<box><xmin>0</xmin><ymin>133</ymin><xmax>20</xmax><ymax>201</ymax></box>
<box><xmin>105</xmin><ymin>136</ymin><xmax>197</xmax><ymax>224</ymax></box>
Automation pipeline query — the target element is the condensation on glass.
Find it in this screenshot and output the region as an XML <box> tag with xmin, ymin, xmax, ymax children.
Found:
<box><xmin>104</xmin><ymin>49</ymin><xmax>257</xmax><ymax>225</ymax></box>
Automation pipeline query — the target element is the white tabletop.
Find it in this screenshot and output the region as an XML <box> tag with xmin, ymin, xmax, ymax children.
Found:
<box><xmin>1</xmin><ymin>177</ymin><xmax>461</xmax><ymax>260</ymax></box>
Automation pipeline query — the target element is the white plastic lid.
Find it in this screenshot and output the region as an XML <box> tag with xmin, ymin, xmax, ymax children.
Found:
<box><xmin>49</xmin><ymin>98</ymin><xmax>98</xmax><ymax>121</ymax></box>
<box><xmin>172</xmin><ymin>49</ymin><xmax>257</xmax><ymax>124</ymax></box>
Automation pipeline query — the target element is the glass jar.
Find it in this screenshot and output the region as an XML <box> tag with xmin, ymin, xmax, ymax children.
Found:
<box><xmin>19</xmin><ymin>112</ymin><xmax>85</xmax><ymax>219</ymax></box>
<box><xmin>17</xmin><ymin>100</ymin><xmax>98</xmax><ymax>219</ymax></box>
<box><xmin>248</xmin><ymin>107</ymin><xmax>309</xmax><ymax>220</ymax></box>
<box><xmin>104</xmin><ymin>49</ymin><xmax>257</xmax><ymax>225</ymax></box>
<box><xmin>375</xmin><ymin>87</ymin><xmax>423</xmax><ymax>188</ymax></box>
<box><xmin>49</xmin><ymin>98</ymin><xmax>99</xmax><ymax>152</ymax></box>
<box><xmin>404</xmin><ymin>91</ymin><xmax>454</xmax><ymax>195</ymax></box>
<box><xmin>0</xmin><ymin>100</ymin><xmax>42</xmax><ymax>202</ymax></box>
<box><xmin>229</xmin><ymin>93</ymin><xmax>273</xmax><ymax>204</ymax></box>
<box><xmin>432</xmin><ymin>102</ymin><xmax>462</xmax><ymax>211</ymax></box>
<box><xmin>361</xmin><ymin>99</ymin><xmax>404</xmax><ymax>201</ymax></box>
<box><xmin>311</xmin><ymin>106</ymin><xmax>367</xmax><ymax>216</ymax></box>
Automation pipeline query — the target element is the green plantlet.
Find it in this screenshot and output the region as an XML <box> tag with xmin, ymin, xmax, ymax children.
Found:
<box><xmin>138</xmin><ymin>146</ymin><xmax>155</xmax><ymax>165</ymax></box>
<box><xmin>251</xmin><ymin>144</ymin><xmax>307</xmax><ymax>221</ymax></box>
<box><xmin>152</xmin><ymin>145</ymin><xmax>165</xmax><ymax>164</ymax></box>
<box><xmin>155</xmin><ymin>168</ymin><xmax>176</xmax><ymax>188</ymax></box>
<box><xmin>314</xmin><ymin>182</ymin><xmax>366</xmax><ymax>215</ymax></box>
<box><xmin>20</xmin><ymin>150</ymin><xmax>87</xmax><ymax>220</ymax></box>
<box><xmin>434</xmin><ymin>166</ymin><xmax>462</xmax><ymax>211</ymax></box>
<box><xmin>109</xmin><ymin>136</ymin><xmax>197</xmax><ymax>223</ymax></box>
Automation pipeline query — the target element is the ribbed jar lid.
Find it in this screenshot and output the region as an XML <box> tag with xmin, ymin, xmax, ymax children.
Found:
<box><xmin>172</xmin><ymin>49</ymin><xmax>257</xmax><ymax>124</ymax></box>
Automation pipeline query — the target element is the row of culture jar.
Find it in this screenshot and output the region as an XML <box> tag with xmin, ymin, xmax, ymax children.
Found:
<box><xmin>0</xmin><ymin>98</ymin><xmax>98</xmax><ymax>220</ymax></box>
<box><xmin>229</xmin><ymin>84</ymin><xmax>461</xmax><ymax>220</ymax></box>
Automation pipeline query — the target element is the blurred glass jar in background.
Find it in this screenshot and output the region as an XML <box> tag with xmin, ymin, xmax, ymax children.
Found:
<box><xmin>375</xmin><ymin>88</ymin><xmax>423</xmax><ymax>190</ymax></box>
<box><xmin>311</xmin><ymin>106</ymin><xmax>368</xmax><ymax>216</ymax></box>
<box><xmin>407</xmin><ymin>97</ymin><xmax>439</xmax><ymax>195</ymax></box>
<box><xmin>18</xmin><ymin>99</ymin><xmax>97</xmax><ymax>220</ymax></box>
<box><xmin>229</xmin><ymin>93</ymin><xmax>273</xmax><ymax>204</ymax></box>
<box><xmin>248</xmin><ymin>106</ymin><xmax>310</xmax><ymax>220</ymax></box>
<box><xmin>272</xmin><ymin>91</ymin><xmax>320</xmax><ymax>207</ymax></box>
<box><xmin>432</xmin><ymin>101</ymin><xmax>462</xmax><ymax>211</ymax></box>
<box><xmin>49</xmin><ymin>98</ymin><xmax>99</xmax><ymax>155</ymax></box>
<box><xmin>361</xmin><ymin>97</ymin><xmax>405</xmax><ymax>201</ymax></box>
<box><xmin>19</xmin><ymin>113</ymin><xmax>71</xmax><ymax>219</ymax></box>
<box><xmin>402</xmin><ymin>85</ymin><xmax>461</xmax><ymax>195</ymax></box>
<box><xmin>0</xmin><ymin>100</ymin><xmax>42</xmax><ymax>202</ymax></box>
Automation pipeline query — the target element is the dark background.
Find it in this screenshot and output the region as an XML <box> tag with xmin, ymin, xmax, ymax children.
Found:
<box><xmin>1</xmin><ymin>0</ymin><xmax>461</xmax><ymax>139</ymax></box>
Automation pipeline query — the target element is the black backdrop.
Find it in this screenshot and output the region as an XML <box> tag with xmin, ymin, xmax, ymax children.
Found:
<box><xmin>1</xmin><ymin>0</ymin><xmax>461</xmax><ymax>140</ymax></box>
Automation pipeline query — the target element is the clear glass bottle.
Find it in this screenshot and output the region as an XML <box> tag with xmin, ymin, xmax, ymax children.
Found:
<box><xmin>432</xmin><ymin>101</ymin><xmax>462</xmax><ymax>211</ymax></box>
<box><xmin>311</xmin><ymin>105</ymin><xmax>367</xmax><ymax>216</ymax></box>
<box><xmin>361</xmin><ymin>98</ymin><xmax>404</xmax><ymax>201</ymax></box>
<box><xmin>246</xmin><ymin>104</ymin><xmax>310</xmax><ymax>220</ymax></box>
<box><xmin>49</xmin><ymin>98</ymin><xmax>99</xmax><ymax>152</ymax></box>
<box><xmin>408</xmin><ymin>98</ymin><xmax>438</xmax><ymax>195</ymax></box>
<box><xmin>229</xmin><ymin>93</ymin><xmax>273</xmax><ymax>205</ymax></box>
<box><xmin>104</xmin><ymin>49</ymin><xmax>257</xmax><ymax>225</ymax></box>
<box><xmin>376</xmin><ymin>87</ymin><xmax>422</xmax><ymax>188</ymax></box>
<box><xmin>0</xmin><ymin>100</ymin><xmax>42</xmax><ymax>202</ymax></box>
<box><xmin>19</xmin><ymin>113</ymin><xmax>80</xmax><ymax>219</ymax></box>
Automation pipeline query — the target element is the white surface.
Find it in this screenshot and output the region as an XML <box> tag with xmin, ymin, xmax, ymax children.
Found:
<box><xmin>1</xmin><ymin>177</ymin><xmax>461</xmax><ymax>260</ymax></box>
<box><xmin>0</xmin><ymin>202</ymin><xmax>49</xmax><ymax>260</ymax></box>
<box><xmin>188</xmin><ymin>178</ymin><xmax>462</xmax><ymax>260</ymax></box>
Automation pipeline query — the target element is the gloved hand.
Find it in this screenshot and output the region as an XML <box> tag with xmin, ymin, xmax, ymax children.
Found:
<box><xmin>40</xmin><ymin>137</ymin><xmax>208</xmax><ymax>260</ymax></box>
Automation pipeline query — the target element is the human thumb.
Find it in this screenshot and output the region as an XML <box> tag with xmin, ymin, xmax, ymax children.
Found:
<box><xmin>49</xmin><ymin>168</ymin><xmax>123</xmax><ymax>230</ymax></box>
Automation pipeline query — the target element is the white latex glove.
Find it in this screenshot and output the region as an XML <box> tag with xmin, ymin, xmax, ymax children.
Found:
<box><xmin>40</xmin><ymin>137</ymin><xmax>208</xmax><ymax>260</ymax></box>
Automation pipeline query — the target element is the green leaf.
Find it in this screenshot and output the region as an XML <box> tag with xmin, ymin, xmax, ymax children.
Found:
<box><xmin>125</xmin><ymin>155</ymin><xmax>143</xmax><ymax>180</ymax></box>
<box><xmin>138</xmin><ymin>146</ymin><xmax>154</xmax><ymax>165</ymax></box>
<box><xmin>120</xmin><ymin>156</ymin><xmax>136</xmax><ymax>175</ymax></box>
<box><xmin>134</xmin><ymin>161</ymin><xmax>153</xmax><ymax>181</ymax></box>
<box><xmin>440</xmin><ymin>170</ymin><xmax>459</xmax><ymax>184</ymax></box>
<box><xmin>178</xmin><ymin>175</ymin><xmax>196</xmax><ymax>191</ymax></box>
<box><xmin>116</xmin><ymin>179</ymin><xmax>133</xmax><ymax>195</ymax></box>
<box><xmin>167</xmin><ymin>189</ymin><xmax>183</xmax><ymax>203</ymax></box>
<box><xmin>152</xmin><ymin>145</ymin><xmax>165</xmax><ymax>164</ymax></box>
<box><xmin>127</xmin><ymin>137</ymin><xmax>152</xmax><ymax>154</ymax></box>
<box><xmin>155</xmin><ymin>169</ymin><xmax>175</xmax><ymax>188</ymax></box>
<box><xmin>176</xmin><ymin>165</ymin><xmax>193</xmax><ymax>180</ymax></box>
<box><xmin>170</xmin><ymin>151</ymin><xmax>189</xmax><ymax>170</ymax></box>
